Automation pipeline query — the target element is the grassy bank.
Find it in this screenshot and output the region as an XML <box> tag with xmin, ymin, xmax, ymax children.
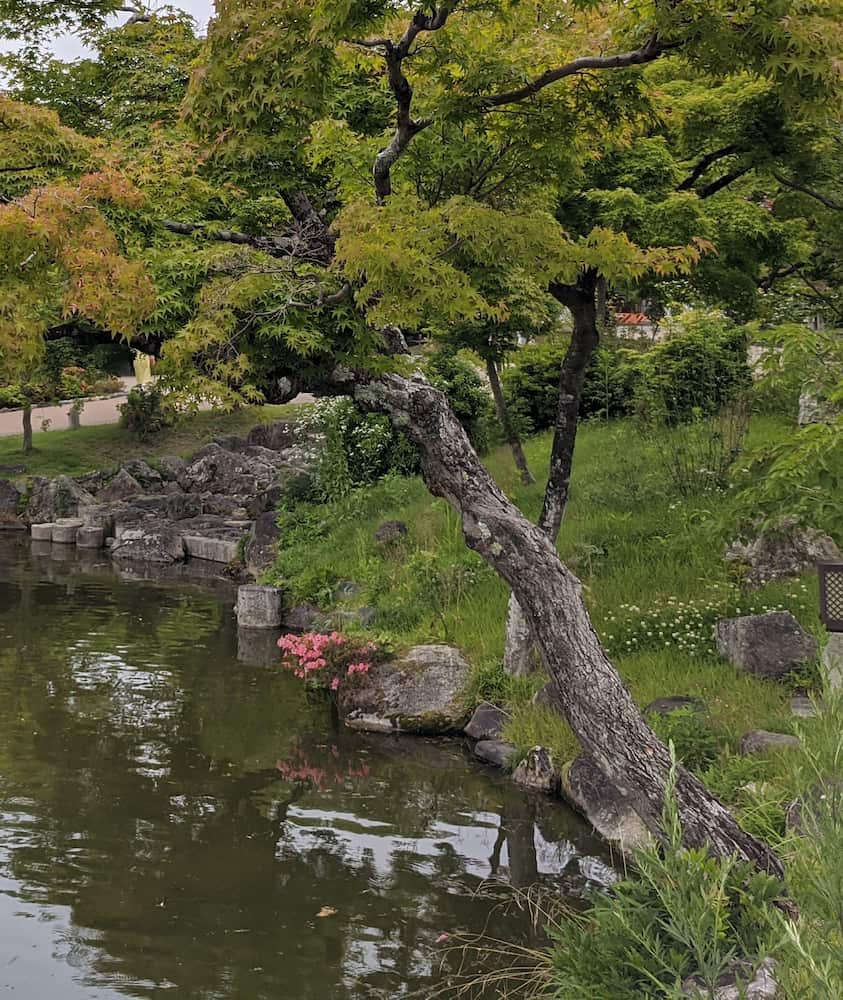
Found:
<box><xmin>0</xmin><ymin>405</ymin><xmax>295</xmax><ymax>478</ymax></box>
<box><xmin>268</xmin><ymin>413</ymin><xmax>827</xmax><ymax>771</ymax></box>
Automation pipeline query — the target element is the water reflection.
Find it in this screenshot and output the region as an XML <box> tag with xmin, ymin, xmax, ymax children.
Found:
<box><xmin>0</xmin><ymin>537</ymin><xmax>614</xmax><ymax>999</ymax></box>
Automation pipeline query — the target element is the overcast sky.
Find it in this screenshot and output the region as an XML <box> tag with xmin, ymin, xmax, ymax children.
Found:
<box><xmin>10</xmin><ymin>1</ymin><xmax>216</xmax><ymax>62</ymax></box>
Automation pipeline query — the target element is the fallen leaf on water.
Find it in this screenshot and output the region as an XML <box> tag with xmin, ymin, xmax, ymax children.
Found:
<box><xmin>316</xmin><ymin>906</ymin><xmax>337</xmax><ymax>918</ymax></box>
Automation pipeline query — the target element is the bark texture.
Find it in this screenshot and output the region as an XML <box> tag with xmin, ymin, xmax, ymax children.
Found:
<box><xmin>22</xmin><ymin>404</ymin><xmax>32</xmax><ymax>454</ymax></box>
<box><xmin>351</xmin><ymin>370</ymin><xmax>783</xmax><ymax>877</ymax></box>
<box><xmin>503</xmin><ymin>274</ymin><xmax>601</xmax><ymax>675</ymax></box>
<box><xmin>486</xmin><ymin>357</ymin><xmax>534</xmax><ymax>486</ymax></box>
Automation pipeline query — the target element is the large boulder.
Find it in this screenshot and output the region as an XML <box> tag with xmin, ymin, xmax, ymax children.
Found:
<box><xmin>182</xmin><ymin>443</ymin><xmax>283</xmax><ymax>497</ymax></box>
<box><xmin>644</xmin><ymin>696</ymin><xmax>707</xmax><ymax>717</ymax></box>
<box><xmin>338</xmin><ymin>644</ymin><xmax>472</xmax><ymax>734</ymax></box>
<box><xmin>244</xmin><ymin>511</ymin><xmax>281</xmax><ymax>578</ymax></box>
<box><xmin>130</xmin><ymin>493</ymin><xmax>202</xmax><ymax>522</ymax></box>
<box><xmin>0</xmin><ymin>478</ymin><xmax>22</xmax><ymax>527</ymax></box>
<box><xmin>175</xmin><ymin>515</ymin><xmax>250</xmax><ymax>564</ymax></box>
<box><xmin>26</xmin><ymin>475</ymin><xmax>95</xmax><ymax>524</ymax></box>
<box><xmin>110</xmin><ymin>520</ymin><xmax>186</xmax><ymax>563</ymax></box>
<box><xmin>561</xmin><ymin>755</ymin><xmax>651</xmax><ymax>851</ymax></box>
<box><xmin>726</xmin><ymin>519</ymin><xmax>840</xmax><ymax>589</ymax></box>
<box><xmin>375</xmin><ymin>520</ymin><xmax>409</xmax><ymax>546</ymax></box>
<box><xmin>798</xmin><ymin>389</ymin><xmax>838</xmax><ymax>426</ymax></box>
<box><xmin>120</xmin><ymin>459</ymin><xmax>164</xmax><ymax>491</ymax></box>
<box><xmin>98</xmin><ymin>468</ymin><xmax>144</xmax><ymax>502</ymax></box>
<box><xmin>716</xmin><ymin>611</ymin><xmax>817</xmax><ymax>679</ymax></box>
<box><xmin>282</xmin><ymin>602</ymin><xmax>329</xmax><ymax>633</ymax></box>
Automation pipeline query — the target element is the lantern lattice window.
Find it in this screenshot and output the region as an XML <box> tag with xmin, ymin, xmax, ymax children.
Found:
<box><xmin>819</xmin><ymin>562</ymin><xmax>843</xmax><ymax>633</ymax></box>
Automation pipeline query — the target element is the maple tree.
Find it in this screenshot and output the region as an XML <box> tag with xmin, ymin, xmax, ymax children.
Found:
<box><xmin>3</xmin><ymin>0</ymin><xmax>843</xmax><ymax>873</ymax></box>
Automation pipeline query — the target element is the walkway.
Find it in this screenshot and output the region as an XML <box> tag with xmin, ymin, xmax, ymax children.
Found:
<box><xmin>0</xmin><ymin>379</ymin><xmax>140</xmax><ymax>438</ymax></box>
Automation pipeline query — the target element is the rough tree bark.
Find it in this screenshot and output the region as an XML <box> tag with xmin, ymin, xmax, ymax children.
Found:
<box><xmin>351</xmin><ymin>369</ymin><xmax>783</xmax><ymax>877</ymax></box>
<box><xmin>21</xmin><ymin>404</ymin><xmax>33</xmax><ymax>454</ymax></box>
<box><xmin>503</xmin><ymin>272</ymin><xmax>601</xmax><ymax>675</ymax></box>
<box><xmin>485</xmin><ymin>356</ymin><xmax>534</xmax><ymax>486</ymax></box>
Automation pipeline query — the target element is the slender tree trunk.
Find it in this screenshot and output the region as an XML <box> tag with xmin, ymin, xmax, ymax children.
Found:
<box><xmin>352</xmin><ymin>371</ymin><xmax>783</xmax><ymax>877</ymax></box>
<box><xmin>503</xmin><ymin>273</ymin><xmax>601</xmax><ymax>675</ymax></box>
<box><xmin>485</xmin><ymin>356</ymin><xmax>535</xmax><ymax>486</ymax></box>
<box><xmin>22</xmin><ymin>404</ymin><xmax>33</xmax><ymax>454</ymax></box>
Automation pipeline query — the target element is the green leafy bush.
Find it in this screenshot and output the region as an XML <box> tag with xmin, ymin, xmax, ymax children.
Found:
<box><xmin>298</xmin><ymin>398</ymin><xmax>419</xmax><ymax>502</ymax></box>
<box><xmin>118</xmin><ymin>385</ymin><xmax>176</xmax><ymax>440</ymax></box>
<box><xmin>501</xmin><ymin>337</ymin><xmax>639</xmax><ymax>432</ymax></box>
<box><xmin>425</xmin><ymin>350</ymin><xmax>495</xmax><ymax>452</ymax></box>
<box><xmin>634</xmin><ymin>314</ymin><xmax>751</xmax><ymax>426</ymax></box>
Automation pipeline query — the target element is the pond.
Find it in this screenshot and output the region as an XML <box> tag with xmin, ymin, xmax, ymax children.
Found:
<box><xmin>0</xmin><ymin>537</ymin><xmax>614</xmax><ymax>999</ymax></box>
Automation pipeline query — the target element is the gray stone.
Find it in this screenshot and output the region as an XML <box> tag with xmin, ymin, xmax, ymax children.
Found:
<box><xmin>331</xmin><ymin>606</ymin><xmax>378</xmax><ymax>629</ymax></box>
<box><xmin>512</xmin><ymin>746</ymin><xmax>561</xmax><ymax>795</ymax></box>
<box><xmin>336</xmin><ymin>579</ymin><xmax>362</xmax><ymax>600</ymax></box>
<box><xmin>155</xmin><ymin>455</ymin><xmax>188</xmax><ymax>483</ymax></box>
<box><xmin>561</xmin><ymin>755</ymin><xmax>651</xmax><ymax>850</ymax></box>
<box><xmin>338</xmin><ymin>644</ymin><xmax>472</xmax><ymax>735</ymax></box>
<box><xmin>0</xmin><ymin>478</ymin><xmax>21</xmax><ymax>520</ymax></box>
<box><xmin>799</xmin><ymin>389</ymin><xmax>837</xmax><ymax>426</ymax></box>
<box><xmin>120</xmin><ymin>459</ymin><xmax>163</xmax><ymax>490</ymax></box>
<box><xmin>111</xmin><ymin>522</ymin><xmax>186</xmax><ymax>563</ymax></box>
<box><xmin>130</xmin><ymin>493</ymin><xmax>202</xmax><ymax>522</ymax></box>
<box><xmin>98</xmin><ymin>468</ymin><xmax>144</xmax><ymax>502</ymax></box>
<box><xmin>465</xmin><ymin>702</ymin><xmax>508</xmax><ymax>741</ymax></box>
<box><xmin>244</xmin><ymin>511</ymin><xmax>280</xmax><ymax>578</ymax></box>
<box><xmin>236</xmin><ymin>584</ymin><xmax>283</xmax><ymax>628</ymax></box>
<box><xmin>785</xmin><ymin>782</ymin><xmax>842</xmax><ymax>835</ymax></box>
<box><xmin>715</xmin><ymin>611</ymin><xmax>818</xmax><ymax>679</ymax></box>
<box><xmin>726</xmin><ymin>519</ymin><xmax>841</xmax><ymax>589</ymax></box>
<box><xmin>30</xmin><ymin>522</ymin><xmax>55</xmax><ymax>541</ymax></box>
<box><xmin>739</xmin><ymin>730</ymin><xmax>800</xmax><ymax>755</ymax></box>
<box><xmin>183</xmin><ymin>444</ymin><xmax>282</xmax><ymax>497</ymax></box>
<box><xmin>76</xmin><ymin>526</ymin><xmax>105</xmax><ymax>549</ymax></box>
<box><xmin>183</xmin><ymin>534</ymin><xmax>241</xmax><ymax>564</ymax></box>
<box><xmin>473</xmin><ymin>739</ymin><xmax>517</xmax><ymax>768</ymax></box>
<box><xmin>375</xmin><ymin>520</ymin><xmax>408</xmax><ymax>546</ymax></box>
<box><xmin>644</xmin><ymin>696</ymin><xmax>707</xmax><ymax>716</ymax></box>
<box><xmin>826</xmin><ymin>632</ymin><xmax>843</xmax><ymax>691</ymax></box>
<box><xmin>246</xmin><ymin>420</ymin><xmax>297</xmax><ymax>452</ymax></box>
<box><xmin>52</xmin><ymin>519</ymin><xmax>83</xmax><ymax>544</ymax></box>
<box><xmin>282</xmin><ymin>603</ymin><xmax>328</xmax><ymax>633</ymax></box>
<box><xmin>682</xmin><ymin>957</ymin><xmax>777</xmax><ymax>999</ymax></box>
<box><xmin>26</xmin><ymin>475</ymin><xmax>95</xmax><ymax>524</ymax></box>
<box><xmin>790</xmin><ymin>695</ymin><xmax>817</xmax><ymax>718</ymax></box>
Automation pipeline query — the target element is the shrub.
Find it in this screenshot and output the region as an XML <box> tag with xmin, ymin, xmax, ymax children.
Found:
<box><xmin>118</xmin><ymin>385</ymin><xmax>176</xmax><ymax>439</ymax></box>
<box><xmin>278</xmin><ymin>631</ymin><xmax>382</xmax><ymax>692</ymax></box>
<box><xmin>298</xmin><ymin>397</ymin><xmax>419</xmax><ymax>502</ymax></box>
<box><xmin>501</xmin><ymin>337</ymin><xmax>639</xmax><ymax>433</ymax></box>
<box><xmin>633</xmin><ymin>314</ymin><xmax>751</xmax><ymax>426</ymax></box>
<box><xmin>546</xmin><ymin>771</ymin><xmax>781</xmax><ymax>998</ymax></box>
<box><xmin>425</xmin><ymin>350</ymin><xmax>496</xmax><ymax>451</ymax></box>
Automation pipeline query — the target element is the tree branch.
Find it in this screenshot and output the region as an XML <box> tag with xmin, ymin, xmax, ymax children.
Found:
<box><xmin>370</xmin><ymin>3</ymin><xmax>460</xmax><ymax>202</ymax></box>
<box><xmin>772</xmin><ymin>171</ymin><xmax>843</xmax><ymax>212</ymax></box>
<box><xmin>695</xmin><ymin>165</ymin><xmax>753</xmax><ymax>200</ymax></box>
<box><xmin>478</xmin><ymin>35</ymin><xmax>672</xmax><ymax>110</ymax></box>
<box><xmin>678</xmin><ymin>144</ymin><xmax>741</xmax><ymax>191</ymax></box>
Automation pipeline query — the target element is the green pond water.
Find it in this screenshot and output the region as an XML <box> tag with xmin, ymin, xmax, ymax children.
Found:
<box><xmin>0</xmin><ymin>536</ymin><xmax>614</xmax><ymax>999</ymax></box>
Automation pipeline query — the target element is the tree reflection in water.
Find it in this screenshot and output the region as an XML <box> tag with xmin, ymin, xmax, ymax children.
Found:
<box><xmin>0</xmin><ymin>538</ymin><xmax>614</xmax><ymax>999</ymax></box>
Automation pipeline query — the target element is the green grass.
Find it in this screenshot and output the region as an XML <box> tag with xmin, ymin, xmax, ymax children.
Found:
<box><xmin>0</xmin><ymin>405</ymin><xmax>297</xmax><ymax>479</ymax></box>
<box><xmin>268</xmin><ymin>413</ymin><xmax>835</xmax><ymax>770</ymax></box>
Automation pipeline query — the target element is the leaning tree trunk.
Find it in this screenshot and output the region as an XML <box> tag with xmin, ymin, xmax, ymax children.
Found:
<box><xmin>485</xmin><ymin>357</ymin><xmax>535</xmax><ymax>486</ymax></box>
<box><xmin>21</xmin><ymin>404</ymin><xmax>33</xmax><ymax>454</ymax></box>
<box><xmin>352</xmin><ymin>370</ymin><xmax>783</xmax><ymax>877</ymax></box>
<box><xmin>503</xmin><ymin>274</ymin><xmax>601</xmax><ymax>675</ymax></box>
